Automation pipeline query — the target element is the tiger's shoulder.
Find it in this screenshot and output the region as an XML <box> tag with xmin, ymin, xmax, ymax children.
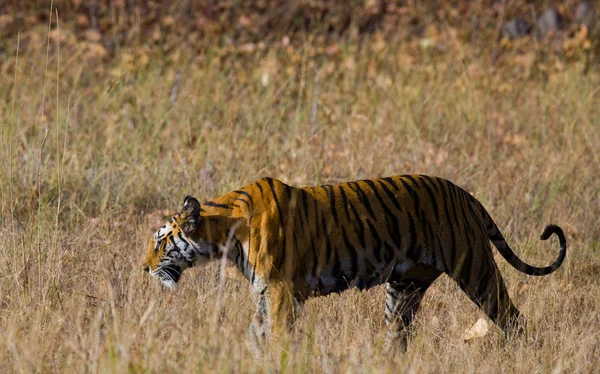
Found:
<box><xmin>201</xmin><ymin>177</ymin><xmax>296</xmax><ymax>218</ymax></box>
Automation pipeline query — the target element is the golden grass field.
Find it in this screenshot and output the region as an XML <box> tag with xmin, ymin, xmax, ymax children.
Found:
<box><xmin>1</xmin><ymin>7</ymin><xmax>600</xmax><ymax>372</ymax></box>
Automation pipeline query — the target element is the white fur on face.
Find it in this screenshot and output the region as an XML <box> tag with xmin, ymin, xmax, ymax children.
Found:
<box><xmin>154</xmin><ymin>223</ymin><xmax>173</xmax><ymax>242</ymax></box>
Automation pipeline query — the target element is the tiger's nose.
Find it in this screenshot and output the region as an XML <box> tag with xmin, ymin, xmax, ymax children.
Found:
<box><xmin>143</xmin><ymin>266</ymin><xmax>150</xmax><ymax>272</ymax></box>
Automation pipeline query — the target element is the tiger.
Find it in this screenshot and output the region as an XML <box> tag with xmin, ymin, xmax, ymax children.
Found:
<box><xmin>142</xmin><ymin>175</ymin><xmax>567</xmax><ymax>349</ymax></box>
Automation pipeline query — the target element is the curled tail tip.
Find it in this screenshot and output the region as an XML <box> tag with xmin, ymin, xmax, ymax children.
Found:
<box><xmin>540</xmin><ymin>224</ymin><xmax>565</xmax><ymax>241</ymax></box>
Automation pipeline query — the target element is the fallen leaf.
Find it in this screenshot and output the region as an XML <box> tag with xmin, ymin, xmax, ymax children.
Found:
<box><xmin>461</xmin><ymin>318</ymin><xmax>489</xmax><ymax>342</ymax></box>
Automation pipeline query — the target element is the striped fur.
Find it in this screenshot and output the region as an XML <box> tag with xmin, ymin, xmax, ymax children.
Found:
<box><xmin>142</xmin><ymin>175</ymin><xmax>567</xmax><ymax>348</ymax></box>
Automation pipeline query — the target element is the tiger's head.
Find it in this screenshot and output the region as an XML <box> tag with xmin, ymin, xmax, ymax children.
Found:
<box><xmin>142</xmin><ymin>195</ymin><xmax>220</xmax><ymax>289</ymax></box>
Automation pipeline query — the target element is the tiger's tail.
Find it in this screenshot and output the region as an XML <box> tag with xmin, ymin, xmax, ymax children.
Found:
<box><xmin>479</xmin><ymin>203</ymin><xmax>567</xmax><ymax>276</ymax></box>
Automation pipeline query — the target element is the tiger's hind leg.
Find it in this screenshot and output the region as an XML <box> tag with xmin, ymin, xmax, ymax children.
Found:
<box><xmin>456</xmin><ymin>258</ymin><xmax>526</xmax><ymax>339</ymax></box>
<box><xmin>385</xmin><ymin>265</ymin><xmax>441</xmax><ymax>350</ymax></box>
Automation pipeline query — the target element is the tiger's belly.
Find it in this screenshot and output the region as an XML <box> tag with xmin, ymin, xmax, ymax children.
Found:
<box><xmin>304</xmin><ymin>259</ymin><xmax>399</xmax><ymax>297</ymax></box>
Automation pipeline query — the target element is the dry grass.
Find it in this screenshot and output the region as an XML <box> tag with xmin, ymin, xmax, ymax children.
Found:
<box><xmin>1</xmin><ymin>14</ymin><xmax>600</xmax><ymax>373</ymax></box>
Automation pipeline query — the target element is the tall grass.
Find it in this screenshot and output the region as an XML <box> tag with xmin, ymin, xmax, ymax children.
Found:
<box><xmin>1</xmin><ymin>10</ymin><xmax>599</xmax><ymax>373</ymax></box>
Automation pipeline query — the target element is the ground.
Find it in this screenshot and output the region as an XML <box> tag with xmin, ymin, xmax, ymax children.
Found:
<box><xmin>0</xmin><ymin>2</ymin><xmax>599</xmax><ymax>372</ymax></box>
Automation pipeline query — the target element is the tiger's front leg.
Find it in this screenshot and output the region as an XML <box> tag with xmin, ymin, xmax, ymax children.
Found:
<box><xmin>248</xmin><ymin>280</ymin><xmax>301</xmax><ymax>348</ymax></box>
<box><xmin>248</xmin><ymin>291</ymin><xmax>268</xmax><ymax>350</ymax></box>
<box><xmin>265</xmin><ymin>280</ymin><xmax>302</xmax><ymax>339</ymax></box>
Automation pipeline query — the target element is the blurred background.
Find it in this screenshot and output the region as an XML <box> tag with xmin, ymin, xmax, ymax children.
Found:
<box><xmin>0</xmin><ymin>1</ymin><xmax>598</xmax><ymax>372</ymax></box>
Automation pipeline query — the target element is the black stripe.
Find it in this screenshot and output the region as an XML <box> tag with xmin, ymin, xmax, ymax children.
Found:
<box><xmin>233</xmin><ymin>190</ymin><xmax>254</xmax><ymax>205</ymax></box>
<box><xmin>203</xmin><ymin>201</ymin><xmax>233</xmax><ymax>210</ymax></box>
<box><xmin>438</xmin><ymin>180</ymin><xmax>457</xmax><ymax>276</ymax></box>
<box><xmin>338</xmin><ymin>185</ymin><xmax>351</xmax><ymax>221</ymax></box>
<box><xmin>455</xmin><ymin>205</ymin><xmax>477</xmax><ymax>285</ymax></box>
<box><xmin>314</xmin><ymin>188</ymin><xmax>329</xmax><ymax>274</ymax></box>
<box><xmin>398</xmin><ymin>177</ymin><xmax>420</xmax><ymax>212</ymax></box>
<box><xmin>418</xmin><ymin>176</ymin><xmax>441</xmax><ymax>223</ymax></box>
<box><xmin>236</xmin><ymin>238</ymin><xmax>247</xmax><ymax>274</ymax></box>
<box><xmin>341</xmin><ymin>226</ymin><xmax>359</xmax><ymax>277</ymax></box>
<box><xmin>313</xmin><ymin>191</ymin><xmax>321</xmax><ymax>238</ymax></box>
<box><xmin>283</xmin><ymin>183</ymin><xmax>293</xmax><ymax>200</ymax></box>
<box><xmin>404</xmin><ymin>175</ymin><xmax>421</xmax><ymax>191</ymax></box>
<box><xmin>348</xmin><ymin>182</ymin><xmax>376</xmax><ymax>220</ymax></box>
<box><xmin>421</xmin><ymin>175</ymin><xmax>440</xmax><ymax>193</ymax></box>
<box><xmin>488</xmin><ymin>230</ymin><xmax>503</xmax><ymax>242</ymax></box>
<box><xmin>463</xmin><ymin>191</ymin><xmax>485</xmax><ymax>232</ymax></box>
<box><xmin>348</xmin><ymin>202</ymin><xmax>367</xmax><ymax>250</ymax></box>
<box><xmin>294</xmin><ymin>189</ymin><xmax>312</xmax><ymax>279</ymax></box>
<box><xmin>459</xmin><ymin>250</ymin><xmax>474</xmax><ymax>288</ymax></box>
<box><xmin>256</xmin><ymin>181</ymin><xmax>264</xmax><ymax>198</ymax></box>
<box><xmin>422</xmin><ymin>217</ymin><xmax>437</xmax><ymax>261</ymax></box>
<box><xmin>234</xmin><ymin>198</ymin><xmax>251</xmax><ymax>209</ymax></box>
<box><xmin>381</xmin><ymin>177</ymin><xmax>401</xmax><ymax>192</ymax></box>
<box><xmin>265</xmin><ymin>178</ymin><xmax>288</xmax><ymax>271</ymax></box>
<box><xmin>384</xmin><ymin>212</ymin><xmax>402</xmax><ymax>251</ymax></box>
<box><xmin>448</xmin><ymin>182</ymin><xmax>480</xmax><ymax>243</ymax></box>
<box><xmin>275</xmin><ymin>243</ymin><xmax>286</xmax><ymax>270</ymax></box>
<box><xmin>427</xmin><ymin>225</ymin><xmax>439</xmax><ymax>269</ymax></box>
<box><xmin>323</xmin><ymin>185</ymin><xmax>339</xmax><ymax>226</ymax></box>
<box><xmin>322</xmin><ymin>214</ymin><xmax>333</xmax><ymax>265</ymax></box>
<box><xmin>475</xmin><ymin>263</ymin><xmax>492</xmax><ymax>298</ymax></box>
<box><xmin>469</xmin><ymin>196</ymin><xmax>491</xmax><ymax>228</ymax></box>
<box><xmin>250</xmin><ymin>252</ymin><xmax>257</xmax><ymax>285</ymax></box>
<box><xmin>451</xmin><ymin>190</ymin><xmax>475</xmax><ymax>285</ymax></box>
<box><xmin>301</xmin><ymin>189</ymin><xmax>310</xmax><ymax>222</ymax></box>
<box><xmin>382</xmin><ymin>242</ymin><xmax>395</xmax><ymax>267</ymax></box>
<box><xmin>331</xmin><ymin>245</ymin><xmax>342</xmax><ymax>286</ymax></box>
<box><xmin>430</xmin><ymin>176</ymin><xmax>448</xmax><ymax>197</ymax></box>
<box><xmin>234</xmin><ymin>244</ymin><xmax>241</xmax><ymax>269</ymax></box>
<box><xmin>406</xmin><ymin>212</ymin><xmax>420</xmax><ymax>261</ymax></box>
<box><xmin>498</xmin><ymin>245</ymin><xmax>515</xmax><ymax>260</ymax></box>
<box><xmin>286</xmin><ymin>231</ymin><xmax>300</xmax><ymax>271</ymax></box>
<box><xmin>447</xmin><ymin>183</ymin><xmax>464</xmax><ymax>225</ymax></box>
<box><xmin>457</xmin><ymin>190</ymin><xmax>477</xmax><ymax>238</ymax></box>
<box><xmin>266</xmin><ymin>178</ymin><xmax>286</xmax><ymax>230</ymax></box>
<box><xmin>377</xmin><ymin>179</ymin><xmax>404</xmax><ymax>213</ymax></box>
<box><xmin>296</xmin><ymin>197</ymin><xmax>305</xmax><ymax>227</ymax></box>
<box><xmin>366</xmin><ymin>219</ymin><xmax>383</xmax><ymax>263</ymax></box>
<box><xmin>310</xmin><ymin>234</ymin><xmax>319</xmax><ymax>281</ymax></box>
<box><xmin>363</xmin><ymin>180</ymin><xmax>402</xmax><ymax>250</ymax></box>
<box><xmin>385</xmin><ymin>300</ymin><xmax>394</xmax><ymax>314</ymax></box>
<box><xmin>406</xmin><ymin>212</ymin><xmax>418</xmax><ymax>260</ymax></box>
<box><xmin>176</xmin><ymin>232</ymin><xmax>187</xmax><ymax>243</ymax></box>
<box><xmin>446</xmin><ymin>182</ymin><xmax>463</xmax><ymax>274</ymax></box>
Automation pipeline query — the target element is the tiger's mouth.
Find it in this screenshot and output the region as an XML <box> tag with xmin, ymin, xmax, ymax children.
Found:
<box><xmin>152</xmin><ymin>265</ymin><xmax>182</xmax><ymax>289</ymax></box>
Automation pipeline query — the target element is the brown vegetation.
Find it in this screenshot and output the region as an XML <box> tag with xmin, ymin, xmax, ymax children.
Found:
<box><xmin>0</xmin><ymin>1</ymin><xmax>599</xmax><ymax>372</ymax></box>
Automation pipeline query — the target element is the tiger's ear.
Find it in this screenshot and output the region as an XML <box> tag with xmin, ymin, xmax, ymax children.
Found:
<box><xmin>182</xmin><ymin>195</ymin><xmax>201</xmax><ymax>231</ymax></box>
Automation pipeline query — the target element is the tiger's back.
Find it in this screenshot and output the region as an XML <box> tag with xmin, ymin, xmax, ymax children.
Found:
<box><xmin>247</xmin><ymin>175</ymin><xmax>495</xmax><ymax>298</ymax></box>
